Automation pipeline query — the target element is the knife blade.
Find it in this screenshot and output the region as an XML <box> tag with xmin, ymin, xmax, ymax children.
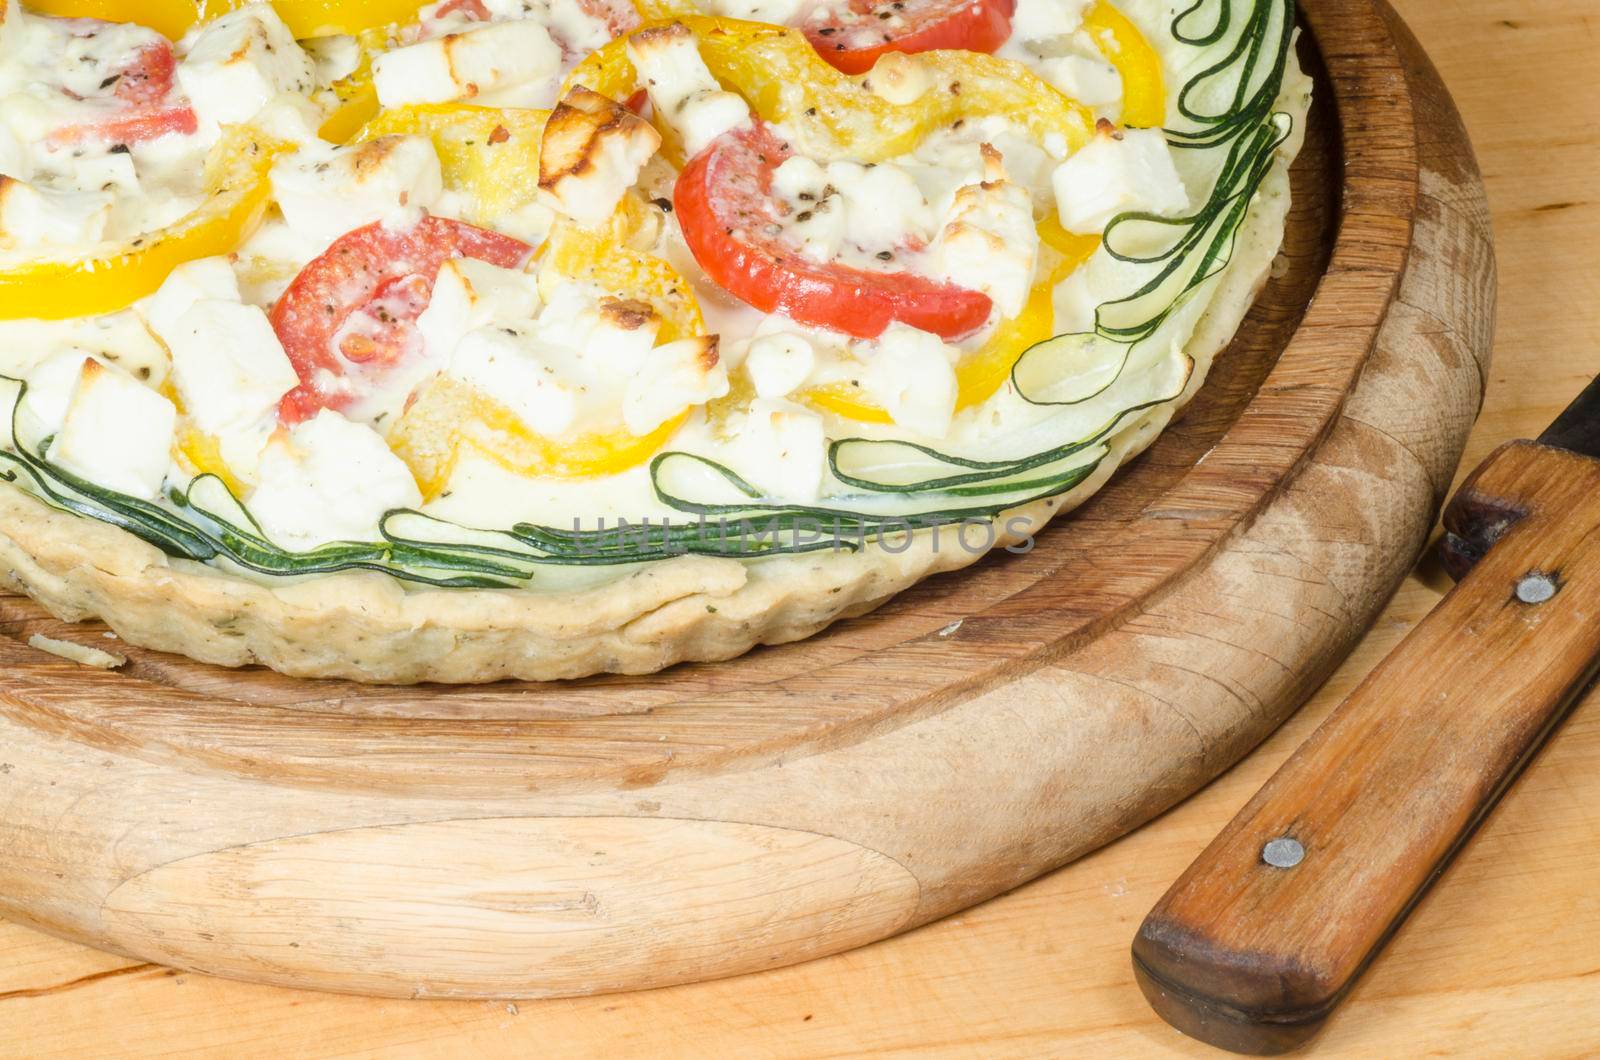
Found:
<box><xmin>1537</xmin><ymin>371</ymin><xmax>1600</xmax><ymax>455</ymax></box>
<box><xmin>1133</xmin><ymin>374</ymin><xmax>1600</xmax><ymax>1054</ymax></box>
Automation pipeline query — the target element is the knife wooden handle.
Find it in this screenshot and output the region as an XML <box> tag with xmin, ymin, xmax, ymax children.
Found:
<box><xmin>1132</xmin><ymin>440</ymin><xmax>1600</xmax><ymax>1054</ymax></box>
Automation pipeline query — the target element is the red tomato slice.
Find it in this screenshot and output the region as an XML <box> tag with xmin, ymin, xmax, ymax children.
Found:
<box><xmin>273</xmin><ymin>215</ymin><xmax>533</xmax><ymax>423</ymax></box>
<box><xmin>674</xmin><ymin>121</ymin><xmax>992</xmax><ymax>341</ymax></box>
<box><xmin>803</xmin><ymin>0</ymin><xmax>1016</xmax><ymax>75</ymax></box>
<box><xmin>48</xmin><ymin>102</ymin><xmax>198</xmax><ymax>146</ymax></box>
<box><xmin>114</xmin><ymin>39</ymin><xmax>178</xmax><ymax>105</ymax></box>
<box><xmin>47</xmin><ymin>36</ymin><xmax>197</xmax><ymax>146</ymax></box>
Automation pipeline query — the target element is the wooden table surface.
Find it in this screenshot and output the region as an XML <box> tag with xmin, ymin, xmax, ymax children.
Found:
<box><xmin>3</xmin><ymin>1</ymin><xmax>1596</xmax><ymax>1055</ymax></box>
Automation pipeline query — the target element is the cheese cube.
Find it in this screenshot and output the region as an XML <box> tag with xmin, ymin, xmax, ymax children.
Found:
<box><xmin>744</xmin><ymin>332</ymin><xmax>815</xmax><ymax>399</ymax></box>
<box><xmin>248</xmin><ymin>410</ymin><xmax>422</xmax><ymax>550</ymax></box>
<box><xmin>417</xmin><ymin>257</ymin><xmax>542</xmax><ymax>363</ymax></box>
<box><xmin>0</xmin><ymin>84</ymin><xmax>80</xmax><ymax>153</ymax></box>
<box><xmin>538</xmin><ymin>87</ymin><xmax>661</xmax><ymax>229</ymax></box>
<box><xmin>539</xmin><ymin>0</ymin><xmax>618</xmax><ymax>56</ymax></box>
<box><xmin>10</xmin><ymin>312</ymin><xmax>170</xmax><ymax>406</ymax></box>
<box><xmin>52</xmin><ymin>359</ymin><xmax>176</xmax><ymax>500</ymax></box>
<box><xmin>1053</xmin><ymin>126</ymin><xmax>1190</xmax><ymax>235</ymax></box>
<box><xmin>861</xmin><ymin>324</ymin><xmax>958</xmax><ymax>437</ymax></box>
<box><xmin>60</xmin><ymin>150</ymin><xmax>141</xmax><ymax>198</ymax></box>
<box><xmin>451</xmin><ymin>328</ymin><xmax>580</xmax><ymax>437</ymax></box>
<box><xmin>676</xmin><ymin>91</ymin><xmax>751</xmax><ymax>159</ymax></box>
<box><xmin>710</xmin><ymin>0</ymin><xmax>805</xmax><ymax>23</ymax></box>
<box><xmin>164</xmin><ymin>300</ymin><xmax>299</xmax><ymax>436</ymax></box>
<box><xmin>770</xmin><ymin>157</ymin><xmax>848</xmax><ymax>261</ymax></box>
<box><xmin>270</xmin><ymin>135</ymin><xmax>445</xmax><ymax>248</ymax></box>
<box><xmin>249</xmin><ymin>92</ymin><xmax>328</xmax><ymax>149</ymax></box>
<box><xmin>771</xmin><ymin>155</ymin><xmax>826</xmax><ymax>202</ymax></box>
<box><xmin>533</xmin><ymin>282</ymin><xmax>661</xmax><ymax>377</ymax></box>
<box><xmin>302</xmin><ymin>33</ymin><xmax>362</xmax><ymax>87</ymax></box>
<box><xmin>626</xmin><ymin>23</ymin><xmax>751</xmax><ymax>157</ymax></box>
<box><xmin>140</xmin><ymin>257</ymin><xmax>242</xmax><ymax>342</ymax></box>
<box><xmin>824</xmin><ymin>160</ymin><xmax>936</xmax><ymax>250</ymax></box>
<box><xmin>622</xmin><ymin>335</ymin><xmax>727</xmax><ymax>436</ymax></box>
<box><xmin>372</xmin><ymin>21</ymin><xmax>561</xmax><ymax>109</ymax></box>
<box><xmin>0</xmin><ymin>177</ymin><xmax>112</xmax><ymax>249</ymax></box>
<box><xmin>773</xmin><ymin>156</ymin><xmax>936</xmax><ymax>261</ymax></box>
<box><xmin>933</xmin><ymin>149</ymin><xmax>1039</xmax><ymax>318</ymax></box>
<box><xmin>1039</xmin><ymin>53</ymin><xmax>1124</xmax><ymax>110</ymax></box>
<box><xmin>21</xmin><ymin>350</ymin><xmax>98</xmax><ymax>439</ymax></box>
<box><xmin>176</xmin><ymin>4</ymin><xmax>315</xmax><ymax>138</ymax></box>
<box><xmin>0</xmin><ymin>117</ymin><xmax>31</xmax><ymax>181</ymax></box>
<box><xmin>1011</xmin><ymin>0</ymin><xmax>1091</xmax><ymax>48</ymax></box>
<box><xmin>733</xmin><ymin>398</ymin><xmax>826</xmax><ymax>503</ymax></box>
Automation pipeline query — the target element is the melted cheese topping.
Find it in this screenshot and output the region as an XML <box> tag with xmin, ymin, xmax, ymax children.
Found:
<box><xmin>0</xmin><ymin>0</ymin><xmax>1294</xmax><ymax>559</ymax></box>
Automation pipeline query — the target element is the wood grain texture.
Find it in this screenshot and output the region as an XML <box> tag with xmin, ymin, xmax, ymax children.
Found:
<box><xmin>99</xmin><ymin>817</ymin><xmax>922</xmax><ymax>997</ymax></box>
<box><xmin>0</xmin><ymin>0</ymin><xmax>1500</xmax><ymax>1025</ymax></box>
<box><xmin>1134</xmin><ymin>441</ymin><xmax>1600</xmax><ymax>1053</ymax></box>
<box><xmin>0</xmin><ymin>1</ymin><xmax>1585</xmax><ymax>1053</ymax></box>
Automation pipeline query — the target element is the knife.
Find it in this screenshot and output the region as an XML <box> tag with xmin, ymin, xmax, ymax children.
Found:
<box><xmin>1132</xmin><ymin>373</ymin><xmax>1600</xmax><ymax>1054</ymax></box>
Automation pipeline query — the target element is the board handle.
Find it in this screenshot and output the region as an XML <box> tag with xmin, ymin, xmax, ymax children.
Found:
<box><xmin>1131</xmin><ymin>440</ymin><xmax>1600</xmax><ymax>1054</ymax></box>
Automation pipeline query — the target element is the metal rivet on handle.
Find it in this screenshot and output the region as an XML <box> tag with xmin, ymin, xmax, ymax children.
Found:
<box><xmin>1515</xmin><ymin>572</ymin><xmax>1559</xmax><ymax>605</ymax></box>
<box><xmin>1262</xmin><ymin>837</ymin><xmax>1305</xmax><ymax>869</ymax></box>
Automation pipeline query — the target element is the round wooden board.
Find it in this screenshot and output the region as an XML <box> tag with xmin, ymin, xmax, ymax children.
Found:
<box><xmin>0</xmin><ymin>0</ymin><xmax>1493</xmax><ymax>1001</ymax></box>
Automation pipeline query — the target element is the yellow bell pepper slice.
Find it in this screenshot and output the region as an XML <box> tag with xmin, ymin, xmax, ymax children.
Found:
<box><xmin>24</xmin><ymin>0</ymin><xmax>198</xmax><ymax>39</ymax></box>
<box><xmin>157</xmin><ymin>375</ymin><xmax>250</xmax><ymax>494</ymax></box>
<box><xmin>611</xmin><ymin>3</ymin><xmax>1163</xmax><ymax>140</ymax></box>
<box><xmin>389</xmin><ymin>212</ymin><xmax>707</xmax><ymax>497</ymax></box>
<box><xmin>160</xmin><ymin>380</ymin><xmax>249</xmax><ymax>495</ymax></box>
<box><xmin>315</xmin><ymin>23</ymin><xmax>396</xmax><ymax>142</ymax></box>
<box><xmin>803</xmin><ymin>225</ymin><xmax>1098</xmax><ymax>423</ymax></box>
<box><xmin>627</xmin><ymin>0</ymin><xmax>1160</xmax><ymax>115</ymax></box>
<box><xmin>0</xmin><ymin>126</ymin><xmax>280</xmax><ymax>321</ymax></box>
<box><xmin>269</xmin><ymin>0</ymin><xmax>422</xmax><ymax>38</ymax></box>
<box><xmin>632</xmin><ymin>0</ymin><xmax>687</xmax><ymax>18</ymax></box>
<box><xmin>565</xmin><ymin>16</ymin><xmax>1094</xmax><ymax>164</ymax></box>
<box><xmin>537</xmin><ymin>219</ymin><xmax>704</xmax><ymax>344</ymax></box>
<box><xmin>353</xmin><ymin>103</ymin><xmax>550</xmax><ymax>225</ymax></box>
<box><xmin>1037</xmin><ymin>214</ymin><xmax>1104</xmax><ymax>261</ymax></box>
<box><xmin>392</xmin><ymin>376</ymin><xmax>688</xmax><ymax>499</ymax></box>
<box><xmin>25</xmin><ymin>0</ymin><xmax>422</xmax><ymax>41</ymax></box>
<box><xmin>319</xmin><ymin>81</ymin><xmax>381</xmax><ymax>143</ymax></box>
<box><xmin>1081</xmin><ymin>1</ymin><xmax>1166</xmax><ymax>129</ymax></box>
<box><xmin>175</xmin><ymin>427</ymin><xmax>247</xmax><ymax>495</ymax></box>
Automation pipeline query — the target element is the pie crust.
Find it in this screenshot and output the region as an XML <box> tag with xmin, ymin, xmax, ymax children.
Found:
<box><xmin>0</xmin><ymin>131</ymin><xmax>1299</xmax><ymax>683</ymax></box>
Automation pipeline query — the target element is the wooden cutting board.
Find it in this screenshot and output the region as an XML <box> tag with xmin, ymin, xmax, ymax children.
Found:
<box><xmin>0</xmin><ymin>0</ymin><xmax>1493</xmax><ymax>1001</ymax></box>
